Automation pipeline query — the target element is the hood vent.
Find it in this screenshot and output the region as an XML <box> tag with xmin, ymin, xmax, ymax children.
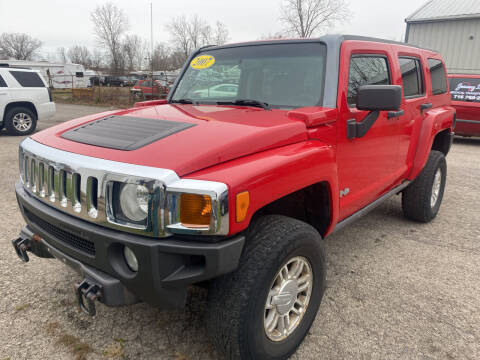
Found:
<box><xmin>61</xmin><ymin>115</ymin><xmax>196</xmax><ymax>151</ymax></box>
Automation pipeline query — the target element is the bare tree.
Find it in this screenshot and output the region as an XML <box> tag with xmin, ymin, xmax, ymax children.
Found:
<box><xmin>68</xmin><ymin>45</ymin><xmax>92</xmax><ymax>68</ymax></box>
<box><xmin>91</xmin><ymin>49</ymin><xmax>105</xmax><ymax>70</ymax></box>
<box><xmin>280</xmin><ymin>0</ymin><xmax>350</xmax><ymax>38</ymax></box>
<box><xmin>258</xmin><ymin>32</ymin><xmax>287</xmax><ymax>40</ymax></box>
<box><xmin>0</xmin><ymin>32</ymin><xmax>42</xmax><ymax>60</ymax></box>
<box><xmin>211</xmin><ymin>21</ymin><xmax>229</xmax><ymax>45</ymax></box>
<box><xmin>151</xmin><ymin>43</ymin><xmax>172</xmax><ymax>71</ymax></box>
<box><xmin>168</xmin><ymin>16</ymin><xmax>191</xmax><ymax>60</ymax></box>
<box><xmin>91</xmin><ymin>2</ymin><xmax>129</xmax><ymax>73</ymax></box>
<box><xmin>167</xmin><ymin>16</ymin><xmax>229</xmax><ymax>64</ymax></box>
<box><xmin>122</xmin><ymin>35</ymin><xmax>145</xmax><ymax>71</ymax></box>
<box><xmin>57</xmin><ymin>47</ymin><xmax>68</xmax><ymax>63</ymax></box>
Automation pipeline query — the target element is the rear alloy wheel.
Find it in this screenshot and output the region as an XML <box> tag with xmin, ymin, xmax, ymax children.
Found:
<box><xmin>402</xmin><ymin>150</ymin><xmax>447</xmax><ymax>222</ymax></box>
<box><xmin>5</xmin><ymin>107</ymin><xmax>37</xmax><ymax>136</ymax></box>
<box><xmin>207</xmin><ymin>215</ymin><xmax>326</xmax><ymax>360</ymax></box>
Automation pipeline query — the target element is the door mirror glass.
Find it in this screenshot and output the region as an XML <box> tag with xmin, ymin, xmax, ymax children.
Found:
<box><xmin>356</xmin><ymin>85</ymin><xmax>402</xmax><ymax>111</ymax></box>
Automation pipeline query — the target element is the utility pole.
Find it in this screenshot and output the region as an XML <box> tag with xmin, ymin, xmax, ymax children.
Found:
<box><xmin>151</xmin><ymin>2</ymin><xmax>154</xmax><ymax>82</ymax></box>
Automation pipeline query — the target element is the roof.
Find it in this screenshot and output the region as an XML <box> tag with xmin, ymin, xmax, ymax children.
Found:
<box><xmin>406</xmin><ymin>0</ymin><xmax>480</xmax><ymax>23</ymax></box>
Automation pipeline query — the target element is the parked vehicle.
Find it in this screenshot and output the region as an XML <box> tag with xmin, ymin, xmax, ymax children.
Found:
<box><xmin>102</xmin><ymin>76</ymin><xmax>130</xmax><ymax>87</ymax></box>
<box><xmin>0</xmin><ymin>60</ymin><xmax>88</xmax><ymax>89</ymax></box>
<box><xmin>448</xmin><ymin>74</ymin><xmax>480</xmax><ymax>136</ymax></box>
<box><xmin>0</xmin><ymin>65</ymin><xmax>55</xmax><ymax>135</ymax></box>
<box><xmin>193</xmin><ymin>83</ymin><xmax>238</xmax><ymax>98</ymax></box>
<box><xmin>130</xmin><ymin>79</ymin><xmax>168</xmax><ymax>99</ymax></box>
<box><xmin>12</xmin><ymin>35</ymin><xmax>454</xmax><ymax>360</ymax></box>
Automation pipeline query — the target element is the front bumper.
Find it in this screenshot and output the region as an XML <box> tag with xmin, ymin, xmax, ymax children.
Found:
<box><xmin>15</xmin><ymin>181</ymin><xmax>245</xmax><ymax>308</ymax></box>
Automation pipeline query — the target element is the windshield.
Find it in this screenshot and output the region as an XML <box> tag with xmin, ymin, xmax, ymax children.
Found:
<box><xmin>171</xmin><ymin>43</ymin><xmax>326</xmax><ymax>109</ymax></box>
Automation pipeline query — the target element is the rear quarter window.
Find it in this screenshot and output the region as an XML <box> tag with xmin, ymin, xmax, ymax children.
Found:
<box><xmin>9</xmin><ymin>71</ymin><xmax>45</xmax><ymax>87</ymax></box>
<box><xmin>449</xmin><ymin>77</ymin><xmax>480</xmax><ymax>102</ymax></box>
<box><xmin>0</xmin><ymin>75</ymin><xmax>7</xmax><ymax>87</ymax></box>
<box><xmin>427</xmin><ymin>59</ymin><xmax>447</xmax><ymax>95</ymax></box>
<box><xmin>398</xmin><ymin>57</ymin><xmax>424</xmax><ymax>97</ymax></box>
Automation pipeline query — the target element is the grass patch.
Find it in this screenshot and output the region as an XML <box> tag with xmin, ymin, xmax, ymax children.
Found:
<box><xmin>56</xmin><ymin>333</ymin><xmax>93</xmax><ymax>360</ymax></box>
<box><xmin>102</xmin><ymin>338</ymin><xmax>126</xmax><ymax>359</ymax></box>
<box><xmin>14</xmin><ymin>303</ymin><xmax>30</xmax><ymax>312</ymax></box>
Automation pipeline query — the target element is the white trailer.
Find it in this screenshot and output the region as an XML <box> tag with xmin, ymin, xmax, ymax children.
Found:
<box><xmin>0</xmin><ymin>60</ymin><xmax>89</xmax><ymax>88</ymax></box>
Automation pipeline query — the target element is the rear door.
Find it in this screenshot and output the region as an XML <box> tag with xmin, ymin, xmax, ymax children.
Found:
<box><xmin>394</xmin><ymin>55</ymin><xmax>427</xmax><ymax>175</ymax></box>
<box><xmin>336</xmin><ymin>42</ymin><xmax>400</xmax><ymax>219</ymax></box>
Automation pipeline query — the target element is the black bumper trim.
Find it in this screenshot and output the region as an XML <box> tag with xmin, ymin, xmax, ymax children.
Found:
<box><xmin>15</xmin><ymin>181</ymin><xmax>245</xmax><ymax>308</ymax></box>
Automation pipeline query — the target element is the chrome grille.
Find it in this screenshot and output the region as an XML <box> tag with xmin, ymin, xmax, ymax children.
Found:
<box><xmin>20</xmin><ymin>151</ymin><xmax>102</xmax><ymax>222</ymax></box>
<box><xmin>18</xmin><ymin>138</ymin><xmax>180</xmax><ymax>237</ymax></box>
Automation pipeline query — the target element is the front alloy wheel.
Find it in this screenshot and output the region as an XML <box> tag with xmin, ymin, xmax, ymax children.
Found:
<box><xmin>264</xmin><ymin>256</ymin><xmax>313</xmax><ymax>342</ymax></box>
<box><xmin>207</xmin><ymin>215</ymin><xmax>325</xmax><ymax>360</ymax></box>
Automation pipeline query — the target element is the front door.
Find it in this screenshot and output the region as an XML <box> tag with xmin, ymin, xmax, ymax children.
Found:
<box><xmin>336</xmin><ymin>45</ymin><xmax>400</xmax><ymax>220</ymax></box>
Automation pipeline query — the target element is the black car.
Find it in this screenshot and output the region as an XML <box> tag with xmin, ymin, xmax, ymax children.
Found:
<box><xmin>102</xmin><ymin>76</ymin><xmax>129</xmax><ymax>87</ymax></box>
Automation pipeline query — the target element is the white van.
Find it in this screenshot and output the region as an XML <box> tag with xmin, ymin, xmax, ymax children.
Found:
<box><xmin>0</xmin><ymin>65</ymin><xmax>55</xmax><ymax>135</ymax></box>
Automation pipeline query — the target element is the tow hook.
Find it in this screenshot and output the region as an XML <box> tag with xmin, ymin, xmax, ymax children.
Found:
<box><xmin>11</xmin><ymin>237</ymin><xmax>31</xmax><ymax>262</ymax></box>
<box><xmin>75</xmin><ymin>279</ymin><xmax>102</xmax><ymax>316</ymax></box>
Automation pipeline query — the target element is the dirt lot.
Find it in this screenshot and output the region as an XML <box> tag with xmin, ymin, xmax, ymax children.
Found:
<box><xmin>0</xmin><ymin>103</ymin><xmax>479</xmax><ymax>360</ymax></box>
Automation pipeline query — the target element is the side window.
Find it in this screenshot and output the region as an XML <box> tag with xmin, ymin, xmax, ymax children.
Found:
<box><xmin>398</xmin><ymin>57</ymin><xmax>424</xmax><ymax>97</ymax></box>
<box><xmin>347</xmin><ymin>56</ymin><xmax>390</xmax><ymax>106</ymax></box>
<box><xmin>0</xmin><ymin>75</ymin><xmax>7</xmax><ymax>87</ymax></box>
<box><xmin>428</xmin><ymin>59</ymin><xmax>447</xmax><ymax>95</ymax></box>
<box><xmin>9</xmin><ymin>71</ymin><xmax>45</xmax><ymax>87</ymax></box>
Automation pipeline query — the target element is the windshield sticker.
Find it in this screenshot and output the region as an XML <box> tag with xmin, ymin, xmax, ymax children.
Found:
<box><xmin>190</xmin><ymin>55</ymin><xmax>215</xmax><ymax>69</ymax></box>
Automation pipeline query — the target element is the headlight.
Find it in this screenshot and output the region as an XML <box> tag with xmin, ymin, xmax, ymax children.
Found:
<box><xmin>119</xmin><ymin>184</ymin><xmax>149</xmax><ymax>222</ymax></box>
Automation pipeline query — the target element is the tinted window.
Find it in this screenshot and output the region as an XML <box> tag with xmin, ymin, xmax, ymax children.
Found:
<box><xmin>399</xmin><ymin>57</ymin><xmax>424</xmax><ymax>97</ymax></box>
<box><xmin>449</xmin><ymin>77</ymin><xmax>480</xmax><ymax>102</ymax></box>
<box><xmin>347</xmin><ymin>56</ymin><xmax>390</xmax><ymax>106</ymax></box>
<box><xmin>76</xmin><ymin>72</ymin><xmax>84</xmax><ymax>78</ymax></box>
<box><xmin>0</xmin><ymin>75</ymin><xmax>7</xmax><ymax>87</ymax></box>
<box><xmin>9</xmin><ymin>71</ymin><xmax>45</xmax><ymax>87</ymax></box>
<box><xmin>428</xmin><ymin>59</ymin><xmax>447</xmax><ymax>95</ymax></box>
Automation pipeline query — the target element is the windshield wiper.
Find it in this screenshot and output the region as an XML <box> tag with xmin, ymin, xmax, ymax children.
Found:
<box><xmin>218</xmin><ymin>99</ymin><xmax>271</xmax><ymax>110</ymax></box>
<box><xmin>171</xmin><ymin>98</ymin><xmax>198</xmax><ymax>105</ymax></box>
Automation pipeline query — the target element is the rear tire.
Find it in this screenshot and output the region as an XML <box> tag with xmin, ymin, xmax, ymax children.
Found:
<box><xmin>207</xmin><ymin>215</ymin><xmax>326</xmax><ymax>360</ymax></box>
<box><xmin>5</xmin><ymin>107</ymin><xmax>37</xmax><ymax>136</ymax></box>
<box><xmin>402</xmin><ymin>150</ymin><xmax>446</xmax><ymax>222</ymax></box>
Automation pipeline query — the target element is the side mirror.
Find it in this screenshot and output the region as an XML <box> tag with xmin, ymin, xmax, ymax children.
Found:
<box><xmin>356</xmin><ymin>85</ymin><xmax>402</xmax><ymax>111</ymax></box>
<box><xmin>347</xmin><ymin>85</ymin><xmax>403</xmax><ymax>140</ymax></box>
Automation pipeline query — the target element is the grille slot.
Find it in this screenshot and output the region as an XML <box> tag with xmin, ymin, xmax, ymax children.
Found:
<box><xmin>24</xmin><ymin>209</ymin><xmax>96</xmax><ymax>256</ymax></box>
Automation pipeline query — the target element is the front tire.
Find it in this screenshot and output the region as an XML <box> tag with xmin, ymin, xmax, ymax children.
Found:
<box><xmin>402</xmin><ymin>150</ymin><xmax>447</xmax><ymax>222</ymax></box>
<box><xmin>5</xmin><ymin>107</ymin><xmax>37</xmax><ymax>136</ymax></box>
<box><xmin>207</xmin><ymin>215</ymin><xmax>326</xmax><ymax>360</ymax></box>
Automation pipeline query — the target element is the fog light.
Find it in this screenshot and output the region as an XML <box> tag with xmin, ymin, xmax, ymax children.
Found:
<box><xmin>123</xmin><ymin>246</ymin><xmax>138</xmax><ymax>272</ymax></box>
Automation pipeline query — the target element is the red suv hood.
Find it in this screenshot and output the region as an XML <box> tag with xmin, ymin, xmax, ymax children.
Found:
<box><xmin>32</xmin><ymin>104</ymin><xmax>308</xmax><ymax>176</ymax></box>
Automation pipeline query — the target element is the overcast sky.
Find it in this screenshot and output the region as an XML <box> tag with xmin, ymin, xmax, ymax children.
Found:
<box><xmin>0</xmin><ymin>0</ymin><xmax>425</xmax><ymax>59</ymax></box>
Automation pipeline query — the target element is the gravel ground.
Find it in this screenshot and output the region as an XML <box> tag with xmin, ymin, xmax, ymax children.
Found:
<box><xmin>1</xmin><ymin>104</ymin><xmax>479</xmax><ymax>360</ymax></box>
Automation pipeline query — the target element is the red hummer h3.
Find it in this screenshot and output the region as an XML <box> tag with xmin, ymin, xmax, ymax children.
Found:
<box><xmin>13</xmin><ymin>35</ymin><xmax>454</xmax><ymax>360</ymax></box>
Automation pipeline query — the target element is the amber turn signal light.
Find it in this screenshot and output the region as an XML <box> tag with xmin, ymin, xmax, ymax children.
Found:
<box><xmin>180</xmin><ymin>193</ymin><xmax>212</xmax><ymax>227</ymax></box>
<box><xmin>236</xmin><ymin>191</ymin><xmax>250</xmax><ymax>223</ymax></box>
